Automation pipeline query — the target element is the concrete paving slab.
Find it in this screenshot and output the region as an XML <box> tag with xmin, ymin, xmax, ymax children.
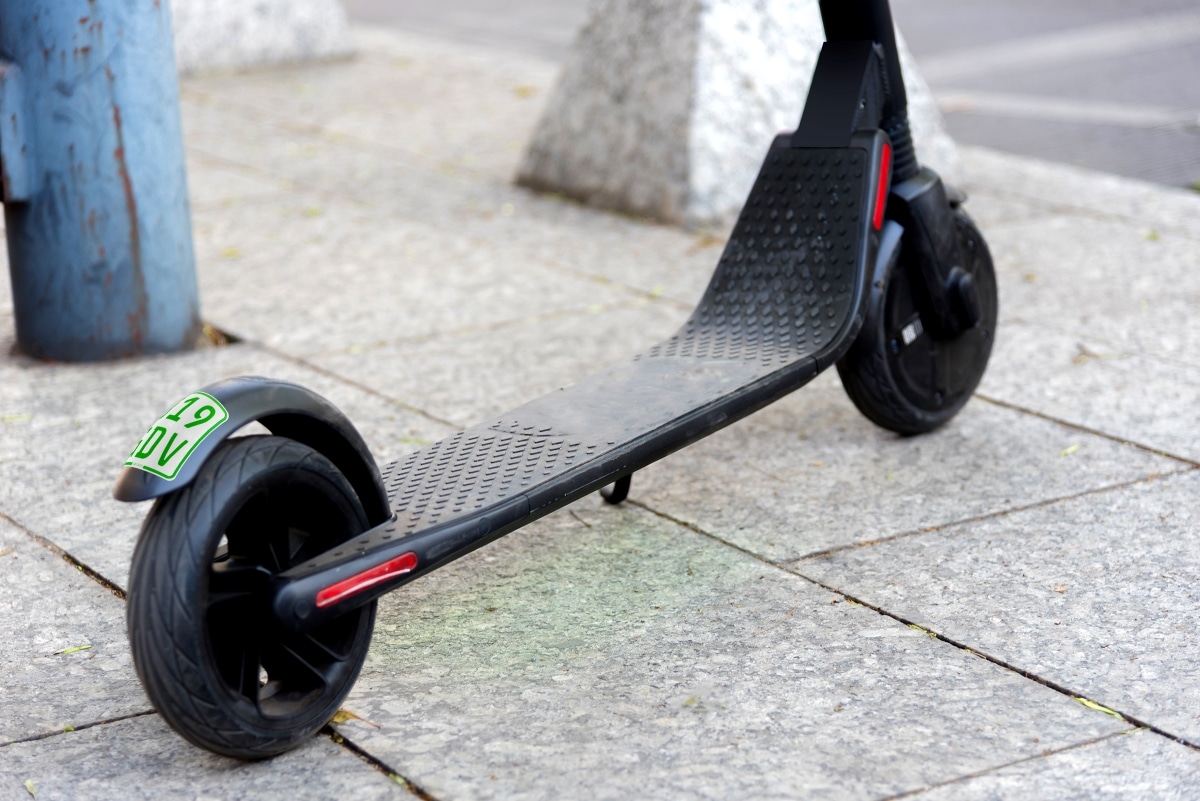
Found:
<box><xmin>180</xmin><ymin>99</ymin><xmax>719</xmax><ymax>308</ymax></box>
<box><xmin>984</xmin><ymin>213</ymin><xmax>1200</xmax><ymax>365</ymax></box>
<box><xmin>1093</xmin><ymin>294</ymin><xmax>1200</xmax><ymax>368</ymax></box>
<box><xmin>396</xmin><ymin>184</ymin><xmax>722</xmax><ymax>308</ymax></box>
<box><xmin>176</xmin><ymin>30</ymin><xmax>729</xmax><ymax>309</ymax></box>
<box><xmin>334</xmin><ymin>506</ymin><xmax>1125</xmax><ymax>801</ymax></box>
<box><xmin>0</xmin><ymin>519</ymin><xmax>147</xmax><ymax>746</ymax></box>
<box><xmin>909</xmin><ymin>729</ymin><xmax>1200</xmax><ymax>801</ymax></box>
<box><xmin>958</xmin><ymin>162</ymin><xmax>1200</xmax><ymax>461</ymax></box>
<box><xmin>631</xmin><ymin>370</ymin><xmax>1176</xmax><ymax>561</ymax></box>
<box><xmin>444</xmin><ymin>200</ymin><xmax>721</xmax><ymax>309</ymax></box>
<box><xmin>190</xmin><ymin>194</ymin><xmax>640</xmax><ymax>358</ymax></box>
<box><xmin>799</xmin><ymin>469</ymin><xmax>1200</xmax><ymax>743</ymax></box>
<box><xmin>185</xmin><ymin>153</ymin><xmax>289</xmax><ymax>211</ymax></box>
<box><xmin>166</xmin><ymin>24</ymin><xmax>820</xmax><ymax>320</ymax></box>
<box><xmin>979</xmin><ymin>321</ymin><xmax>1200</xmax><ymax>462</ymax></box>
<box><xmin>991</xmin><ymin>271</ymin><xmax>1200</xmax><ymax>371</ymax></box>
<box><xmin>342</xmin><ymin>0</ymin><xmax>590</xmax><ymax>62</ymax></box>
<box><xmin>0</xmin><ymin>716</ymin><xmax>407</xmax><ymax>801</ymax></box>
<box><xmin>313</xmin><ymin>299</ymin><xmax>689</xmax><ymax>427</ymax></box>
<box><xmin>954</xmin><ymin>191</ymin><xmax>1047</xmax><ymax>229</ymax></box>
<box><xmin>961</xmin><ymin>147</ymin><xmax>1200</xmax><ymax>240</ymax></box>
<box><xmin>179</xmin><ymin>93</ymin><xmax>472</xmax><ymax>211</ymax></box>
<box><xmin>0</xmin><ymin>341</ymin><xmax>448</xmax><ymax>590</ymax></box>
<box><xmin>184</xmin><ymin>25</ymin><xmax>558</xmax><ymax>184</ymax></box>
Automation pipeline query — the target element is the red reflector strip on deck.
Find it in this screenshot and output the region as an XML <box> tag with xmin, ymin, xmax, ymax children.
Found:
<box><xmin>316</xmin><ymin>552</ymin><xmax>418</xmax><ymax>609</ymax></box>
<box><xmin>872</xmin><ymin>142</ymin><xmax>892</xmax><ymax>231</ymax></box>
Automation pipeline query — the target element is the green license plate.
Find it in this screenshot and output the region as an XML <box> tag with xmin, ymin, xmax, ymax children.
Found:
<box><xmin>125</xmin><ymin>391</ymin><xmax>229</xmax><ymax>480</ymax></box>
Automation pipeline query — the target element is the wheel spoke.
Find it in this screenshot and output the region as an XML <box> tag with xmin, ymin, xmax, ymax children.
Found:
<box><xmin>301</xmin><ymin>621</ymin><xmax>358</xmax><ymax>663</ymax></box>
<box><xmin>225</xmin><ymin>488</ymin><xmax>289</xmax><ymax>571</ymax></box>
<box><xmin>263</xmin><ymin>636</ymin><xmax>331</xmax><ymax>691</ymax></box>
<box><xmin>238</xmin><ymin>643</ymin><xmax>263</xmax><ymax>701</ymax></box>
<box><xmin>207</xmin><ymin>559</ymin><xmax>271</xmax><ymax>609</ymax></box>
<box><xmin>207</xmin><ymin>604</ymin><xmax>262</xmax><ymax>702</ymax></box>
<box><xmin>265</xmin><ymin>538</ymin><xmax>285</xmax><ymax>573</ymax></box>
<box><xmin>288</xmin><ymin>527</ymin><xmax>328</xmax><ymax>566</ymax></box>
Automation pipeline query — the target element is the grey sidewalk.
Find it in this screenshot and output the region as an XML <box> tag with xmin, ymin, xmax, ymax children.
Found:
<box><xmin>2</xmin><ymin>24</ymin><xmax>1200</xmax><ymax>801</ymax></box>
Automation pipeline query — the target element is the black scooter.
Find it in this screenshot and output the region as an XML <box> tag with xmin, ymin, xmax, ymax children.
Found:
<box><xmin>114</xmin><ymin>0</ymin><xmax>997</xmax><ymax>759</ymax></box>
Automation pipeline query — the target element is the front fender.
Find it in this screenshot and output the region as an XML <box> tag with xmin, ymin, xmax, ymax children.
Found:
<box><xmin>113</xmin><ymin>376</ymin><xmax>390</xmax><ymax>525</ymax></box>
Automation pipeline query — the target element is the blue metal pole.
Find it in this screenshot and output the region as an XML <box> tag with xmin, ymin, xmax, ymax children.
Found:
<box><xmin>0</xmin><ymin>0</ymin><xmax>200</xmax><ymax>361</ymax></box>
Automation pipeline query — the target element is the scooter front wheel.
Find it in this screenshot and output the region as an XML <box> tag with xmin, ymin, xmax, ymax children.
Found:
<box><xmin>838</xmin><ymin>210</ymin><xmax>998</xmax><ymax>435</ymax></box>
<box><xmin>127</xmin><ymin>436</ymin><xmax>376</xmax><ymax>759</ymax></box>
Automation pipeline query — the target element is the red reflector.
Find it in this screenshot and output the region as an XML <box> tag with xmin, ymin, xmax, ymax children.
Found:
<box><xmin>316</xmin><ymin>551</ymin><xmax>418</xmax><ymax>609</ymax></box>
<box><xmin>872</xmin><ymin>142</ymin><xmax>892</xmax><ymax>231</ymax></box>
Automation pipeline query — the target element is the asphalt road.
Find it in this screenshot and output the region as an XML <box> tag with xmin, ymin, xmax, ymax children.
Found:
<box><xmin>343</xmin><ymin>0</ymin><xmax>1200</xmax><ymax>190</ymax></box>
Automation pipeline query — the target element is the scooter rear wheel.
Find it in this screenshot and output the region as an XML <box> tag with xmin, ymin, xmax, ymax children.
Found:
<box><xmin>127</xmin><ymin>436</ymin><xmax>375</xmax><ymax>759</ymax></box>
<box><xmin>837</xmin><ymin>210</ymin><xmax>997</xmax><ymax>434</ymax></box>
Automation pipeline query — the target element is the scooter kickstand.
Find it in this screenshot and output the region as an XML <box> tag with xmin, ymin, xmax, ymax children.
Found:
<box><xmin>600</xmin><ymin>474</ymin><xmax>632</xmax><ymax>504</ymax></box>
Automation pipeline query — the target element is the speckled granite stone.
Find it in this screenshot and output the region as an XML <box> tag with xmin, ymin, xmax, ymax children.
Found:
<box><xmin>173</xmin><ymin>0</ymin><xmax>351</xmax><ymax>76</ymax></box>
<box><xmin>332</xmin><ymin>507</ymin><xmax>1124</xmax><ymax>801</ymax></box>
<box><xmin>800</xmin><ymin>470</ymin><xmax>1200</xmax><ymax>743</ymax></box>
<box><xmin>517</xmin><ymin>0</ymin><xmax>700</xmax><ymax>223</ymax></box>
<box><xmin>519</xmin><ymin>0</ymin><xmax>960</xmax><ymax>226</ymax></box>
<box><xmin>913</xmin><ymin>730</ymin><xmax>1200</xmax><ymax>801</ymax></box>
<box><xmin>0</xmin><ymin>716</ymin><xmax>404</xmax><ymax>801</ymax></box>
<box><xmin>0</xmin><ymin>519</ymin><xmax>147</xmax><ymax>746</ymax></box>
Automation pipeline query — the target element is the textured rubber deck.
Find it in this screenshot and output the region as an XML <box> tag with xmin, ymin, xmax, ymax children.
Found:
<box><xmin>380</xmin><ymin>145</ymin><xmax>871</xmax><ymax>537</ymax></box>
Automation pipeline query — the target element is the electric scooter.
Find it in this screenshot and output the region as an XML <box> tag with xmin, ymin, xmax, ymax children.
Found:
<box><xmin>114</xmin><ymin>0</ymin><xmax>997</xmax><ymax>759</ymax></box>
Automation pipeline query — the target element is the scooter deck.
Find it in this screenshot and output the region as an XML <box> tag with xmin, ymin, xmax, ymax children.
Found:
<box><xmin>386</xmin><ymin>142</ymin><xmax>869</xmax><ymax>535</ymax></box>
<box><xmin>275</xmin><ymin>135</ymin><xmax>888</xmax><ymax>626</ymax></box>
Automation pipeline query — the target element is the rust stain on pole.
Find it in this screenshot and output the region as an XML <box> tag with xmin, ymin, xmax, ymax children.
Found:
<box><xmin>109</xmin><ymin>97</ymin><xmax>148</xmax><ymax>349</ymax></box>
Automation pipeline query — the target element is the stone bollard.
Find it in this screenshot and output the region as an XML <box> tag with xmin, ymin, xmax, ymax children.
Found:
<box><xmin>1</xmin><ymin>0</ymin><xmax>200</xmax><ymax>361</ymax></box>
<box><xmin>171</xmin><ymin>0</ymin><xmax>351</xmax><ymax>76</ymax></box>
<box><xmin>519</xmin><ymin>0</ymin><xmax>961</xmax><ymax>228</ymax></box>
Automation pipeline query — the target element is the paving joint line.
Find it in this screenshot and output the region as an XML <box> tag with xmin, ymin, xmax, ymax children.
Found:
<box><xmin>184</xmin><ymin>144</ymin><xmax>376</xmax><ymax>210</ymax></box>
<box><xmin>0</xmin><ymin>510</ymin><xmax>127</xmax><ymax>599</ymax></box>
<box><xmin>185</xmin><ymin>131</ymin><xmax>696</xmax><ymax>308</ymax></box>
<box><xmin>182</xmin><ymin>90</ymin><xmax>494</xmax><ymax>186</ymax></box>
<box><xmin>233</xmin><ymin>341</ymin><xmax>463</xmax><ymax>431</ymax></box>
<box><xmin>324</xmin><ymin>728</ymin><xmax>439</xmax><ymax>800</ymax></box>
<box><xmin>299</xmin><ymin>297</ymin><xmax>674</xmax><ymax>361</ymax></box>
<box><xmin>836</xmin><ymin>599</ymin><xmax>1200</xmax><ymax>752</ymax></box>
<box><xmin>799</xmin><ymin>584</ymin><xmax>1200</xmax><ymax>753</ymax></box>
<box><xmin>877</xmin><ymin>728</ymin><xmax>1143</xmax><ymax>800</ymax></box>
<box><xmin>533</xmin><ymin>257</ymin><xmax>697</xmax><ymax>312</ymax></box>
<box><xmin>627</xmin><ymin>499</ymin><xmax>1200</xmax><ymax>753</ymax></box>
<box><xmin>0</xmin><ymin>711</ymin><xmax>156</xmax><ymax>750</ymax></box>
<box><xmin>191</xmin><ymin>192</ymin><xmax>291</xmax><ymax>213</ymax></box>
<box><xmin>975</xmin><ymin>393</ymin><xmax>1200</xmax><ymax>467</ymax></box>
<box><xmin>784</xmin><ymin>468</ymin><xmax>1195</xmax><ymax>563</ymax></box>
<box><xmin>187</xmin><ymin>140</ymin><xmax>686</xmax><ymax>310</ymax></box>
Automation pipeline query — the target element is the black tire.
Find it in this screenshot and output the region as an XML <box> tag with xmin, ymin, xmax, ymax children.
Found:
<box><xmin>127</xmin><ymin>436</ymin><xmax>376</xmax><ymax>759</ymax></box>
<box><xmin>837</xmin><ymin>210</ymin><xmax>998</xmax><ymax>435</ymax></box>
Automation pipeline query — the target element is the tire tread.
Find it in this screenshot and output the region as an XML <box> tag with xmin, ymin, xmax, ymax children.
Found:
<box><xmin>127</xmin><ymin>436</ymin><xmax>372</xmax><ymax>759</ymax></box>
